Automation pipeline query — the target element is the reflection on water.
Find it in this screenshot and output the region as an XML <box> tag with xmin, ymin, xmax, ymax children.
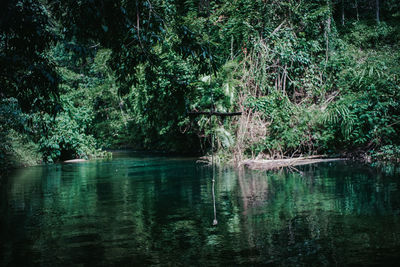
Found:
<box><xmin>1</xmin><ymin>154</ymin><xmax>400</xmax><ymax>266</ymax></box>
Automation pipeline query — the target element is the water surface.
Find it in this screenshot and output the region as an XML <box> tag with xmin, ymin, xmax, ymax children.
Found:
<box><xmin>1</xmin><ymin>154</ymin><xmax>400</xmax><ymax>266</ymax></box>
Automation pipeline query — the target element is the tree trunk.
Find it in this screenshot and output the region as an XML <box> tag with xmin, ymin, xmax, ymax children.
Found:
<box><xmin>342</xmin><ymin>0</ymin><xmax>345</xmax><ymax>26</ymax></box>
<box><xmin>376</xmin><ymin>0</ymin><xmax>380</xmax><ymax>23</ymax></box>
<box><xmin>355</xmin><ymin>0</ymin><xmax>359</xmax><ymax>21</ymax></box>
<box><xmin>325</xmin><ymin>0</ymin><xmax>331</xmax><ymax>65</ymax></box>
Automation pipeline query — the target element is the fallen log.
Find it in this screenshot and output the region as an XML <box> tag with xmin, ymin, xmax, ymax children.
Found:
<box><xmin>187</xmin><ymin>111</ymin><xmax>242</xmax><ymax>117</ymax></box>
<box><xmin>241</xmin><ymin>157</ymin><xmax>347</xmax><ymax>170</ymax></box>
<box><xmin>64</xmin><ymin>159</ymin><xmax>87</xmax><ymax>163</ymax></box>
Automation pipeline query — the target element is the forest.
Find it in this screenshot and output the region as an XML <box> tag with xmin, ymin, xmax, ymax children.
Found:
<box><xmin>1</xmin><ymin>0</ymin><xmax>400</xmax><ymax>172</ymax></box>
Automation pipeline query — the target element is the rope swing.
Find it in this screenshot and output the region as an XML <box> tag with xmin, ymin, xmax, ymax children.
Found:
<box><xmin>187</xmin><ymin>2</ymin><xmax>241</xmax><ymax>226</ymax></box>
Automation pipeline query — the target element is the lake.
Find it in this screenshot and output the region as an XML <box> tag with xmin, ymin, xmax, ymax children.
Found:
<box><xmin>1</xmin><ymin>153</ymin><xmax>400</xmax><ymax>266</ymax></box>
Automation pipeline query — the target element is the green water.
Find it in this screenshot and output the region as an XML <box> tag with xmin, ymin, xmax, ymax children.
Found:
<box><xmin>1</xmin><ymin>153</ymin><xmax>400</xmax><ymax>266</ymax></box>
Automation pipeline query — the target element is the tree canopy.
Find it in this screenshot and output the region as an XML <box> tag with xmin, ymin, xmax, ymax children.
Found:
<box><xmin>1</xmin><ymin>0</ymin><xmax>399</xmax><ymax>169</ymax></box>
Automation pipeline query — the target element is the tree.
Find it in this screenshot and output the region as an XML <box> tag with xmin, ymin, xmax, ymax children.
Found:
<box><xmin>376</xmin><ymin>0</ymin><xmax>380</xmax><ymax>23</ymax></box>
<box><xmin>342</xmin><ymin>0</ymin><xmax>345</xmax><ymax>25</ymax></box>
<box><xmin>0</xmin><ymin>0</ymin><xmax>58</xmax><ymax>112</ymax></box>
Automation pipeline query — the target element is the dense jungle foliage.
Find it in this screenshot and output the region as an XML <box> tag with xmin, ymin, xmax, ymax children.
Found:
<box><xmin>1</xmin><ymin>0</ymin><xmax>399</xmax><ymax>171</ymax></box>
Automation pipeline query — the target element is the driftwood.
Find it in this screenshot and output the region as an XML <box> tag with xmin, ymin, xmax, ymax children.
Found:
<box><xmin>242</xmin><ymin>156</ymin><xmax>347</xmax><ymax>170</ymax></box>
